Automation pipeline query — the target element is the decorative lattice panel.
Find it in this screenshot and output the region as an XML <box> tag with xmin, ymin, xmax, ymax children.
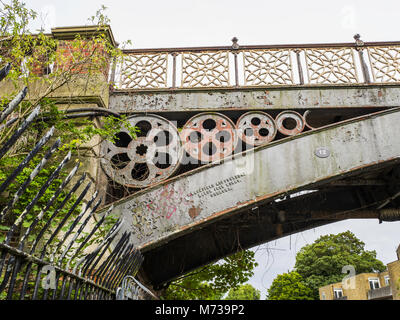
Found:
<box><xmin>367</xmin><ymin>46</ymin><xmax>400</xmax><ymax>83</ymax></box>
<box><xmin>180</xmin><ymin>51</ymin><xmax>230</xmax><ymax>88</ymax></box>
<box><xmin>119</xmin><ymin>53</ymin><xmax>168</xmax><ymax>89</ymax></box>
<box><xmin>243</xmin><ymin>49</ymin><xmax>294</xmax><ymax>86</ymax></box>
<box><xmin>304</xmin><ymin>48</ymin><xmax>359</xmax><ymax>84</ymax></box>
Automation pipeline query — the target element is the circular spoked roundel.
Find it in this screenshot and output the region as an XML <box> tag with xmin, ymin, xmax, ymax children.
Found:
<box><xmin>237</xmin><ymin>111</ymin><xmax>277</xmax><ymax>147</ymax></box>
<box><xmin>101</xmin><ymin>114</ymin><xmax>183</xmax><ymax>188</ymax></box>
<box><xmin>180</xmin><ymin>112</ymin><xmax>237</xmax><ymax>163</ymax></box>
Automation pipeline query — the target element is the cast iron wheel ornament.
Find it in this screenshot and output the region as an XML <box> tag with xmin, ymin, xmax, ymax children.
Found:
<box><xmin>101</xmin><ymin>114</ymin><xmax>183</xmax><ymax>188</ymax></box>
<box><xmin>236</xmin><ymin>111</ymin><xmax>277</xmax><ymax>147</ymax></box>
<box><xmin>180</xmin><ymin>112</ymin><xmax>237</xmax><ymax>163</ymax></box>
<box><xmin>275</xmin><ymin>110</ymin><xmax>306</xmax><ymax>136</ymax></box>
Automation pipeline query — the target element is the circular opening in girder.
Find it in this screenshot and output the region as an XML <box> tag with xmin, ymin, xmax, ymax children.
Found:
<box><xmin>251</xmin><ymin>117</ymin><xmax>261</xmax><ymax>126</ymax></box>
<box><xmin>154</xmin><ymin>130</ymin><xmax>172</xmax><ymax>147</ymax></box>
<box><xmin>153</xmin><ymin>152</ymin><xmax>172</xmax><ymax>169</ymax></box>
<box><xmin>110</xmin><ymin>153</ymin><xmax>130</xmax><ymax>170</ymax></box>
<box><xmin>202</xmin><ymin>119</ymin><xmax>217</xmax><ymax>131</ymax></box>
<box><xmin>113</xmin><ymin>132</ymin><xmax>132</xmax><ymax>148</ymax></box>
<box><xmin>282</xmin><ymin>118</ymin><xmax>297</xmax><ymax>130</ymax></box>
<box><xmin>136</xmin><ymin>121</ymin><xmax>152</xmax><ymax>137</ymax></box>
<box><xmin>244</xmin><ymin>128</ymin><xmax>254</xmax><ymax>137</ymax></box>
<box><xmin>203</xmin><ymin>142</ymin><xmax>217</xmax><ymax>156</ymax></box>
<box><xmin>259</xmin><ymin>128</ymin><xmax>269</xmax><ymax>137</ymax></box>
<box><xmin>131</xmin><ymin>163</ymin><xmax>150</xmax><ymax>181</ymax></box>
<box><xmin>188</xmin><ymin>131</ymin><xmax>203</xmax><ymax>143</ymax></box>
<box><xmin>216</xmin><ymin>130</ymin><xmax>231</xmax><ymax>143</ymax></box>
<box><xmin>136</xmin><ymin>144</ymin><xmax>148</xmax><ymax>156</ymax></box>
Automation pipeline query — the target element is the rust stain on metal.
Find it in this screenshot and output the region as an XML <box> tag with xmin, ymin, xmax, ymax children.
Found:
<box><xmin>276</xmin><ymin>110</ymin><xmax>306</xmax><ymax>136</ymax></box>
<box><xmin>276</xmin><ymin>224</ymin><xmax>283</xmax><ymax>237</ymax></box>
<box><xmin>188</xmin><ymin>207</ymin><xmax>202</xmax><ymax>219</ymax></box>
<box><xmin>180</xmin><ymin>112</ymin><xmax>237</xmax><ymax>163</ymax></box>
<box><xmin>237</xmin><ymin>111</ymin><xmax>277</xmax><ymax>146</ymax></box>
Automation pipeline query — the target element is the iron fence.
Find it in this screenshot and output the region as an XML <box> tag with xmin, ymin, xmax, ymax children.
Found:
<box><xmin>0</xmin><ymin>63</ymin><xmax>151</xmax><ymax>300</ymax></box>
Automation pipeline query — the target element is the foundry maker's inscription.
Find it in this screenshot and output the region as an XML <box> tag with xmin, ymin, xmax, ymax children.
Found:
<box><xmin>190</xmin><ymin>174</ymin><xmax>246</xmax><ymax>199</ymax></box>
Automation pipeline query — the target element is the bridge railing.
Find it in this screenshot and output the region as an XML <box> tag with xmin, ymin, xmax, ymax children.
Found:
<box><xmin>111</xmin><ymin>37</ymin><xmax>400</xmax><ymax>91</ymax></box>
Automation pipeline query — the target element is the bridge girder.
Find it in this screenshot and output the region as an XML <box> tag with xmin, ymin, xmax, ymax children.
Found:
<box><xmin>139</xmin><ymin>178</ymin><xmax>400</xmax><ymax>286</ymax></box>
<box><xmin>98</xmin><ymin>107</ymin><xmax>400</xmax><ymax>286</ymax></box>
<box><xmin>110</xmin><ymin>86</ymin><xmax>400</xmax><ymax>114</ymax></box>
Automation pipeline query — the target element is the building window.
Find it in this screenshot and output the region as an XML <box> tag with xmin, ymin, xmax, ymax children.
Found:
<box><xmin>384</xmin><ymin>276</ymin><xmax>390</xmax><ymax>286</ymax></box>
<box><xmin>321</xmin><ymin>293</ymin><xmax>326</xmax><ymax>300</ymax></box>
<box><xmin>368</xmin><ymin>278</ymin><xmax>380</xmax><ymax>290</ymax></box>
<box><xmin>333</xmin><ymin>288</ymin><xmax>343</xmax><ymax>299</ymax></box>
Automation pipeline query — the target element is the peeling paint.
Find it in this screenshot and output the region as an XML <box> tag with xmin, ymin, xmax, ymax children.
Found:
<box><xmin>99</xmin><ymin>108</ymin><xmax>400</xmax><ymax>251</ymax></box>
<box><xmin>188</xmin><ymin>207</ymin><xmax>201</xmax><ymax>219</ymax></box>
<box><xmin>110</xmin><ymin>86</ymin><xmax>400</xmax><ymax>113</ymax></box>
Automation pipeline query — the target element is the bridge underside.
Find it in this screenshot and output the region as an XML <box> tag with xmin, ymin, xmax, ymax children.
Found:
<box><xmin>139</xmin><ymin>163</ymin><xmax>400</xmax><ymax>287</ymax></box>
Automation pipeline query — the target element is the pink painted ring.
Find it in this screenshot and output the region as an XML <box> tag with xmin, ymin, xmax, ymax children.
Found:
<box><xmin>275</xmin><ymin>111</ymin><xmax>306</xmax><ymax>136</ymax></box>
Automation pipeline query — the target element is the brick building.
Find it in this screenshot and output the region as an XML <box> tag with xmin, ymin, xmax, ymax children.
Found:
<box><xmin>319</xmin><ymin>245</ymin><xmax>400</xmax><ymax>300</ymax></box>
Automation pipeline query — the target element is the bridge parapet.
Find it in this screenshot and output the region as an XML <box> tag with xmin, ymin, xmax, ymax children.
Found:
<box><xmin>112</xmin><ymin>36</ymin><xmax>400</xmax><ymax>91</ymax></box>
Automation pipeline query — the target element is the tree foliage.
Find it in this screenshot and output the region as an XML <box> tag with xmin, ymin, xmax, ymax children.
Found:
<box><xmin>294</xmin><ymin>231</ymin><xmax>386</xmax><ymax>299</ymax></box>
<box><xmin>266</xmin><ymin>271</ymin><xmax>313</xmax><ymax>300</ymax></box>
<box><xmin>0</xmin><ymin>0</ymin><xmax>135</xmax><ymax>261</ymax></box>
<box><xmin>162</xmin><ymin>250</ymin><xmax>258</xmax><ymax>300</ymax></box>
<box><xmin>225</xmin><ymin>283</ymin><xmax>260</xmax><ymax>300</ymax></box>
<box><xmin>267</xmin><ymin>231</ymin><xmax>386</xmax><ymax>300</ymax></box>
<box><xmin>0</xmin><ymin>0</ymin><xmax>136</xmax><ymax>147</ymax></box>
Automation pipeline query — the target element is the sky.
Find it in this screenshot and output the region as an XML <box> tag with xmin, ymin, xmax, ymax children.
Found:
<box><xmin>24</xmin><ymin>0</ymin><xmax>400</xmax><ymax>296</ymax></box>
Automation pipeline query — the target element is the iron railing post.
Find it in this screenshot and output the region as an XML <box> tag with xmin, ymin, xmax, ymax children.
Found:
<box><xmin>354</xmin><ymin>34</ymin><xmax>371</xmax><ymax>84</ymax></box>
<box><xmin>231</xmin><ymin>37</ymin><xmax>240</xmax><ymax>87</ymax></box>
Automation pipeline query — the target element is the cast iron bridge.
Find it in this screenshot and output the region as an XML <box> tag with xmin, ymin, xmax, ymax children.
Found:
<box><xmin>2</xmin><ymin>35</ymin><xmax>400</xmax><ymax>298</ymax></box>
<box><xmin>99</xmin><ymin>36</ymin><xmax>400</xmax><ymax>289</ymax></box>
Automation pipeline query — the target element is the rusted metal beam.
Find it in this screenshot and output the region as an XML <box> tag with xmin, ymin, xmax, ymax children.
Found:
<box><xmin>284</xmin><ymin>209</ymin><xmax>397</xmax><ymax>221</ymax></box>
<box><xmin>121</xmin><ymin>40</ymin><xmax>400</xmax><ymax>54</ymax></box>
<box><xmin>99</xmin><ymin>107</ymin><xmax>400</xmax><ymax>252</ymax></box>
<box><xmin>325</xmin><ymin>179</ymin><xmax>390</xmax><ymax>186</ymax></box>
<box><xmin>109</xmin><ymin>86</ymin><xmax>400</xmax><ymax>113</ymax></box>
<box><xmin>138</xmin><ymin>181</ymin><xmax>400</xmax><ymax>285</ymax></box>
